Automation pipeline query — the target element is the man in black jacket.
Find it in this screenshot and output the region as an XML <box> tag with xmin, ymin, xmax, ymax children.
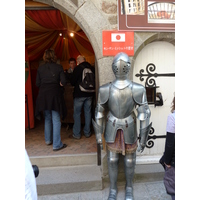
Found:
<box><xmin>70</xmin><ymin>55</ymin><xmax>95</xmax><ymax>139</ymax></box>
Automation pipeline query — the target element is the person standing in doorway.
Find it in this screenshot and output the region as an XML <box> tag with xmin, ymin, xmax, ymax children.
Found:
<box><xmin>70</xmin><ymin>55</ymin><xmax>95</xmax><ymax>139</ymax></box>
<box><xmin>35</xmin><ymin>49</ymin><xmax>67</xmax><ymax>151</ymax></box>
<box><xmin>65</xmin><ymin>57</ymin><xmax>76</xmax><ymax>83</ymax></box>
<box><xmin>68</xmin><ymin>57</ymin><xmax>76</xmax><ymax>73</ymax></box>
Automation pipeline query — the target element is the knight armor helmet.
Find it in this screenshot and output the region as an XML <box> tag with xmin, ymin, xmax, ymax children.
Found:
<box><xmin>112</xmin><ymin>52</ymin><xmax>131</xmax><ymax>79</ymax></box>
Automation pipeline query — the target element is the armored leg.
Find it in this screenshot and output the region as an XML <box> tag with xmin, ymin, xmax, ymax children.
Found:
<box><xmin>124</xmin><ymin>152</ymin><xmax>136</xmax><ymax>200</ymax></box>
<box><xmin>107</xmin><ymin>149</ymin><xmax>119</xmax><ymax>200</ymax></box>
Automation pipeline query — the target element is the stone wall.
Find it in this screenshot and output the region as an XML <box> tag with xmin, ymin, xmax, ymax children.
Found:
<box><xmin>35</xmin><ymin>0</ymin><xmax>175</xmax><ymax>86</ymax></box>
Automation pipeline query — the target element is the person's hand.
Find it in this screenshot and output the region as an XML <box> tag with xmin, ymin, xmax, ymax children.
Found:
<box><xmin>60</xmin><ymin>81</ymin><xmax>63</xmax><ymax>86</ymax></box>
<box><xmin>164</xmin><ymin>163</ymin><xmax>171</xmax><ymax>168</ymax></box>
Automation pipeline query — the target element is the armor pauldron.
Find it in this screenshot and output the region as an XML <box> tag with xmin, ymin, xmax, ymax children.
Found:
<box><xmin>98</xmin><ymin>83</ymin><xmax>111</xmax><ymax>104</ymax></box>
<box><xmin>139</xmin><ymin>122</ymin><xmax>152</xmax><ymax>146</ymax></box>
<box><xmin>137</xmin><ymin>104</ymin><xmax>151</xmax><ymax>121</ymax></box>
<box><xmin>132</xmin><ymin>83</ymin><xmax>147</xmax><ymax>105</ymax></box>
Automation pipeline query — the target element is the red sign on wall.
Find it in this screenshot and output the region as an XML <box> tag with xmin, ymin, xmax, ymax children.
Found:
<box><xmin>102</xmin><ymin>31</ymin><xmax>134</xmax><ymax>56</ymax></box>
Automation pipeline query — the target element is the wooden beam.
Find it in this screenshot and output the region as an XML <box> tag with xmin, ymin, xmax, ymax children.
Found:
<box><xmin>25</xmin><ymin>1</ymin><xmax>57</xmax><ymax>10</ymax></box>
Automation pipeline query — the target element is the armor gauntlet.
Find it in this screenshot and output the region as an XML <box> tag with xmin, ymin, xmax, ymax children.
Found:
<box><xmin>92</xmin><ymin>104</ymin><xmax>105</xmax><ymax>144</ymax></box>
<box><xmin>92</xmin><ymin>83</ymin><xmax>110</xmax><ymax>145</ymax></box>
<box><xmin>137</xmin><ymin>104</ymin><xmax>152</xmax><ymax>153</ymax></box>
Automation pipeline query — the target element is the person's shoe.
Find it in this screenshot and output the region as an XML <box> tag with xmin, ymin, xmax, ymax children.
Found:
<box><xmin>46</xmin><ymin>141</ymin><xmax>53</xmax><ymax>145</ymax></box>
<box><xmin>53</xmin><ymin>144</ymin><xmax>67</xmax><ymax>151</ymax></box>
<box><xmin>84</xmin><ymin>132</ymin><xmax>92</xmax><ymax>138</ymax></box>
<box><xmin>69</xmin><ymin>134</ymin><xmax>81</xmax><ymax>140</ymax></box>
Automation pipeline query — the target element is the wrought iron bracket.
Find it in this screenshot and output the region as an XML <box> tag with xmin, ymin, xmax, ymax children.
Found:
<box><xmin>135</xmin><ymin>63</ymin><xmax>175</xmax><ymax>87</ymax></box>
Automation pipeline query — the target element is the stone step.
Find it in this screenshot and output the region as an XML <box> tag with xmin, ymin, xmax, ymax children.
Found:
<box><xmin>35</xmin><ymin>162</ymin><xmax>164</xmax><ymax>196</ymax></box>
<box><xmin>134</xmin><ymin>163</ymin><xmax>165</xmax><ymax>183</ymax></box>
<box><xmin>30</xmin><ymin>152</ymin><xmax>162</xmax><ymax>168</ymax></box>
<box><xmin>31</xmin><ymin>152</ymin><xmax>165</xmax><ymax>196</ymax></box>
<box><xmin>30</xmin><ymin>153</ymin><xmax>97</xmax><ymax>168</ymax></box>
<box><xmin>36</xmin><ymin>164</ymin><xmax>164</xmax><ymax>196</ymax></box>
<box><xmin>103</xmin><ymin>163</ymin><xmax>165</xmax><ymax>184</ymax></box>
<box><xmin>36</xmin><ymin>164</ymin><xmax>102</xmax><ymax>196</ymax></box>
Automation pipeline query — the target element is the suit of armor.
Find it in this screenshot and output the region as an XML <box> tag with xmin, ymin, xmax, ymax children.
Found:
<box><xmin>93</xmin><ymin>52</ymin><xmax>152</xmax><ymax>200</ymax></box>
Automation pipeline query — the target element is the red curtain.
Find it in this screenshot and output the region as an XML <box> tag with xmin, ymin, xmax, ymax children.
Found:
<box><xmin>25</xmin><ymin>10</ymin><xmax>95</xmax><ymax>129</ymax></box>
<box><xmin>25</xmin><ymin>46</ymin><xmax>34</xmax><ymax>129</ymax></box>
<box><xmin>26</xmin><ymin>10</ymin><xmax>65</xmax><ymax>30</ymax></box>
<box><xmin>25</xmin><ymin>10</ymin><xmax>95</xmax><ymax>64</ymax></box>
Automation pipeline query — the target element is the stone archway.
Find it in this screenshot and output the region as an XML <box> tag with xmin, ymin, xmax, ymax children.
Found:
<box><xmin>35</xmin><ymin>0</ymin><xmax>113</xmax><ymax>86</ymax></box>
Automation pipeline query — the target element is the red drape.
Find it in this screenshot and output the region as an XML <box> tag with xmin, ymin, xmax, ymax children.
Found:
<box><xmin>25</xmin><ymin>10</ymin><xmax>95</xmax><ymax>64</ymax></box>
<box><xmin>25</xmin><ymin>46</ymin><xmax>34</xmax><ymax>129</ymax></box>
<box><xmin>26</xmin><ymin>10</ymin><xmax>65</xmax><ymax>30</ymax></box>
<box><xmin>25</xmin><ymin>10</ymin><xmax>95</xmax><ymax>129</ymax></box>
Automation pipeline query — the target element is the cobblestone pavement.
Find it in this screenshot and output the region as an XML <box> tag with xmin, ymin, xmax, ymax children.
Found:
<box><xmin>38</xmin><ymin>181</ymin><xmax>171</xmax><ymax>200</ymax></box>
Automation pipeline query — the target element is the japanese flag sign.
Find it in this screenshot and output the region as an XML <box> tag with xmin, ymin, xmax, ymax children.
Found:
<box><xmin>103</xmin><ymin>31</ymin><xmax>134</xmax><ymax>56</ymax></box>
<box><xmin>111</xmin><ymin>33</ymin><xmax>125</xmax><ymax>42</ymax></box>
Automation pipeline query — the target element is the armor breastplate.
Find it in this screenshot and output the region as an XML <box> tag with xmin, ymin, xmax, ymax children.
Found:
<box><xmin>108</xmin><ymin>83</ymin><xmax>135</xmax><ymax>118</ymax></box>
<box><xmin>104</xmin><ymin>83</ymin><xmax>137</xmax><ymax>144</ymax></box>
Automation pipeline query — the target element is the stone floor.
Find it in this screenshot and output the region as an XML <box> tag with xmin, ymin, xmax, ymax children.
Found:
<box><xmin>25</xmin><ymin>120</ymin><xmax>97</xmax><ymax>157</ymax></box>
<box><xmin>38</xmin><ymin>181</ymin><xmax>171</xmax><ymax>200</ymax></box>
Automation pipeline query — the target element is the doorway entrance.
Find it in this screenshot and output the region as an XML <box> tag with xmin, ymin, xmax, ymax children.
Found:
<box><xmin>25</xmin><ymin>1</ymin><xmax>97</xmax><ymax>156</ymax></box>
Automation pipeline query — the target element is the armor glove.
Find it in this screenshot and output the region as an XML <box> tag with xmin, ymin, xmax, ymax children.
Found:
<box><xmin>137</xmin><ymin>143</ymin><xmax>146</xmax><ymax>153</ymax></box>
<box><xmin>96</xmin><ymin>133</ymin><xmax>102</xmax><ymax>143</ymax></box>
<box><xmin>97</xmin><ymin>140</ymin><xmax>103</xmax><ymax>150</ymax></box>
<box><xmin>92</xmin><ymin>119</ymin><xmax>103</xmax><ymax>149</ymax></box>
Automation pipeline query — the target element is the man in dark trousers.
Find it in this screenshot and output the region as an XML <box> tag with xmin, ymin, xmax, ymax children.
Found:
<box><xmin>70</xmin><ymin>55</ymin><xmax>95</xmax><ymax>139</ymax></box>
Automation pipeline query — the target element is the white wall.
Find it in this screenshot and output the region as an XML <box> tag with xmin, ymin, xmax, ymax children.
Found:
<box><xmin>133</xmin><ymin>41</ymin><xmax>175</xmax><ymax>158</ymax></box>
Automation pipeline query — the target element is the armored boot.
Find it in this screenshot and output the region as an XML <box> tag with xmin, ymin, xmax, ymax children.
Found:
<box><xmin>124</xmin><ymin>152</ymin><xmax>136</xmax><ymax>200</ymax></box>
<box><xmin>107</xmin><ymin>149</ymin><xmax>119</xmax><ymax>200</ymax></box>
<box><xmin>108</xmin><ymin>189</ymin><xmax>117</xmax><ymax>200</ymax></box>
<box><xmin>125</xmin><ymin>187</ymin><xmax>133</xmax><ymax>200</ymax></box>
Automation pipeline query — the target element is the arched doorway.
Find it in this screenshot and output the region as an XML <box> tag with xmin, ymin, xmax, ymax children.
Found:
<box><xmin>30</xmin><ymin>0</ymin><xmax>113</xmax><ymax>86</ymax></box>
<box><xmin>24</xmin><ymin>0</ymin><xmax>107</xmax><ymax>156</ymax></box>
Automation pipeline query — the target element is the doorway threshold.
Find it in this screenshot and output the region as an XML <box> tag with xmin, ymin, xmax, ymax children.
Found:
<box><xmin>25</xmin><ymin>122</ymin><xmax>97</xmax><ymax>157</ymax></box>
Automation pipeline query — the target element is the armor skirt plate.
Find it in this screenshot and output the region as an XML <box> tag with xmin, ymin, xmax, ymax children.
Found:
<box><xmin>106</xmin><ymin>129</ymin><xmax>138</xmax><ymax>155</ymax></box>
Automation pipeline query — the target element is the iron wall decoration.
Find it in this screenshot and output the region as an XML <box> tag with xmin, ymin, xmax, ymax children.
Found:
<box><xmin>136</xmin><ymin>63</ymin><xmax>174</xmax><ymax>106</ymax></box>
<box><xmin>135</xmin><ymin>63</ymin><xmax>175</xmax><ymax>88</ymax></box>
<box><xmin>136</xmin><ymin>63</ymin><xmax>175</xmax><ymax>148</ymax></box>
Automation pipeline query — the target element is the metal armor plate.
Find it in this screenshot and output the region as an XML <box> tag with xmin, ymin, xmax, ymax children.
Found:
<box><xmin>104</xmin><ymin>83</ymin><xmax>137</xmax><ymax>144</ymax></box>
